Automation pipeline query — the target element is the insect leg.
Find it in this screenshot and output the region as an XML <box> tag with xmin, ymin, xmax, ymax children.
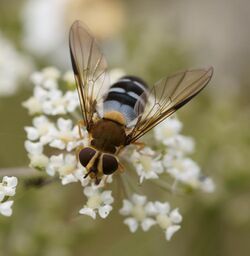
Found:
<box><xmin>118</xmin><ymin>162</ymin><xmax>125</xmax><ymax>173</ymax></box>
<box><xmin>77</xmin><ymin>120</ymin><xmax>85</xmax><ymax>139</ymax></box>
<box><xmin>132</xmin><ymin>141</ymin><xmax>145</xmax><ymax>151</ymax></box>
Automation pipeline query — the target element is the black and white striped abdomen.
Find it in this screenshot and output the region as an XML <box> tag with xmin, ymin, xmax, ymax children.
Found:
<box><xmin>103</xmin><ymin>76</ymin><xmax>148</xmax><ymax>124</ymax></box>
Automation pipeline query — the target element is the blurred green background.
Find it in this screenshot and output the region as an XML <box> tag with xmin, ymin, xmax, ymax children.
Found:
<box><xmin>0</xmin><ymin>0</ymin><xmax>250</xmax><ymax>255</ymax></box>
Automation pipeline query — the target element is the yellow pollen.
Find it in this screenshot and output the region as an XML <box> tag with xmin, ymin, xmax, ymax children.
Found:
<box><xmin>156</xmin><ymin>214</ymin><xmax>171</xmax><ymax>229</ymax></box>
<box><xmin>132</xmin><ymin>205</ymin><xmax>146</xmax><ymax>221</ymax></box>
<box><xmin>140</xmin><ymin>155</ymin><xmax>152</xmax><ymax>172</ymax></box>
<box><xmin>87</xmin><ymin>194</ymin><xmax>102</xmax><ymax>209</ymax></box>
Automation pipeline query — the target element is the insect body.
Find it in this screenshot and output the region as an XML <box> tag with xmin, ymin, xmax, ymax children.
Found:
<box><xmin>78</xmin><ymin>76</ymin><xmax>149</xmax><ymax>183</ymax></box>
<box><xmin>69</xmin><ymin>20</ymin><xmax>213</xmax><ymax>184</ymax></box>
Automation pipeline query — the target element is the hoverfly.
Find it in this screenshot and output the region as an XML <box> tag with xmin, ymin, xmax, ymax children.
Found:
<box><xmin>69</xmin><ymin>20</ymin><xmax>213</xmax><ymax>185</ymax></box>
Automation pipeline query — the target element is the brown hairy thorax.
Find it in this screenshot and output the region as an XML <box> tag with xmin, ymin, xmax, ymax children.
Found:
<box><xmin>90</xmin><ymin>119</ymin><xmax>126</xmax><ymax>154</ymax></box>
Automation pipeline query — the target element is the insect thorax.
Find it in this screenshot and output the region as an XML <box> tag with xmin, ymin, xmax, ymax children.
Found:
<box><xmin>90</xmin><ymin>118</ymin><xmax>126</xmax><ymax>154</ymax></box>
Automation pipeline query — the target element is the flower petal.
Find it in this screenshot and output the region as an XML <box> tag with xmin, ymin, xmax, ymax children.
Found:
<box><xmin>0</xmin><ymin>200</ymin><xmax>14</xmax><ymax>217</ymax></box>
<box><xmin>79</xmin><ymin>207</ymin><xmax>96</xmax><ymax>219</ymax></box>
<box><xmin>84</xmin><ymin>186</ymin><xmax>97</xmax><ymax>197</ymax></box>
<box><xmin>25</xmin><ymin>127</ymin><xmax>39</xmax><ymax>140</ymax></box>
<box><xmin>124</xmin><ymin>217</ymin><xmax>138</xmax><ymax>233</ymax></box>
<box><xmin>101</xmin><ymin>191</ymin><xmax>114</xmax><ymax>205</ymax></box>
<box><xmin>132</xmin><ymin>194</ymin><xmax>147</xmax><ymax>206</ymax></box>
<box><xmin>98</xmin><ymin>205</ymin><xmax>112</xmax><ymax>218</ymax></box>
<box><xmin>24</xmin><ymin>141</ymin><xmax>43</xmax><ymax>155</ymax></box>
<box><xmin>141</xmin><ymin>218</ymin><xmax>156</xmax><ymax>231</ymax></box>
<box><xmin>57</xmin><ymin>118</ymin><xmax>72</xmax><ymax>132</ymax></box>
<box><xmin>119</xmin><ymin>200</ymin><xmax>133</xmax><ymax>215</ymax></box>
<box><xmin>154</xmin><ymin>201</ymin><xmax>170</xmax><ymax>214</ymax></box>
<box><xmin>170</xmin><ymin>208</ymin><xmax>182</xmax><ymax>224</ymax></box>
<box><xmin>165</xmin><ymin>225</ymin><xmax>181</xmax><ymax>241</ymax></box>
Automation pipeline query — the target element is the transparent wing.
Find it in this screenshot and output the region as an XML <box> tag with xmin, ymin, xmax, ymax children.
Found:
<box><xmin>126</xmin><ymin>67</ymin><xmax>213</xmax><ymax>144</ymax></box>
<box><xmin>69</xmin><ymin>20</ymin><xmax>110</xmax><ymax>130</ymax></box>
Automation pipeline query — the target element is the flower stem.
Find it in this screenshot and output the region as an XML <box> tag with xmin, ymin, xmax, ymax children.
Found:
<box><xmin>0</xmin><ymin>167</ymin><xmax>38</xmax><ymax>177</ymax></box>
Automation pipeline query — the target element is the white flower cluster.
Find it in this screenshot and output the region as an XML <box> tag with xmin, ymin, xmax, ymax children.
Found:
<box><xmin>23</xmin><ymin>67</ymin><xmax>79</xmax><ymax>115</ymax></box>
<box><xmin>23</xmin><ymin>67</ymin><xmax>214</xmax><ymax>241</ymax></box>
<box><xmin>0</xmin><ymin>32</ymin><xmax>33</xmax><ymax>96</ymax></box>
<box><xmin>23</xmin><ymin>68</ymin><xmax>88</xmax><ymax>185</ymax></box>
<box><xmin>120</xmin><ymin>194</ymin><xmax>182</xmax><ymax>241</ymax></box>
<box><xmin>79</xmin><ymin>185</ymin><xmax>114</xmax><ymax>219</ymax></box>
<box><xmin>0</xmin><ymin>176</ymin><xmax>18</xmax><ymax>217</ymax></box>
<box><xmin>130</xmin><ymin>117</ymin><xmax>215</xmax><ymax>193</ymax></box>
<box><xmin>22</xmin><ymin>0</ymin><xmax>68</xmax><ymax>58</ymax></box>
<box><xmin>21</xmin><ymin>0</ymin><xmax>125</xmax><ymax>68</ymax></box>
<box><xmin>131</xmin><ymin>147</ymin><xmax>164</xmax><ymax>184</ymax></box>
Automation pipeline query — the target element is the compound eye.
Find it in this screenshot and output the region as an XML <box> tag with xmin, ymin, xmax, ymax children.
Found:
<box><xmin>102</xmin><ymin>154</ymin><xmax>118</xmax><ymax>175</ymax></box>
<box><xmin>79</xmin><ymin>147</ymin><xmax>96</xmax><ymax>167</ymax></box>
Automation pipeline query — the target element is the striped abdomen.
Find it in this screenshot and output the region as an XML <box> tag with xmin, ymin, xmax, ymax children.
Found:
<box><xmin>103</xmin><ymin>76</ymin><xmax>148</xmax><ymax>124</ymax></box>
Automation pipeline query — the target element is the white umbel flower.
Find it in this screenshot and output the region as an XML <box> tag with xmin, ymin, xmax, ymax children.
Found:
<box><xmin>22</xmin><ymin>86</ymin><xmax>46</xmax><ymax>115</ymax></box>
<box><xmin>154</xmin><ymin>117</ymin><xmax>182</xmax><ymax>144</ymax></box>
<box><xmin>24</xmin><ymin>115</ymin><xmax>56</xmax><ymax>145</ymax></box>
<box><xmin>164</xmin><ymin>135</ymin><xmax>195</xmax><ymax>156</ymax></box>
<box><xmin>0</xmin><ymin>32</ymin><xmax>33</xmax><ymax>96</ymax></box>
<box><xmin>42</xmin><ymin>89</ymin><xmax>79</xmax><ymax>115</ymax></box>
<box><xmin>147</xmin><ymin>201</ymin><xmax>182</xmax><ymax>241</ymax></box>
<box><xmin>199</xmin><ymin>176</ymin><xmax>215</xmax><ymax>193</ymax></box>
<box><xmin>46</xmin><ymin>153</ymin><xmax>89</xmax><ymax>186</ymax></box>
<box><xmin>79</xmin><ymin>186</ymin><xmax>114</xmax><ymax>219</ymax></box>
<box><xmin>0</xmin><ymin>176</ymin><xmax>18</xmax><ymax>217</ymax></box>
<box><xmin>164</xmin><ymin>156</ymin><xmax>201</xmax><ymax>188</ymax></box>
<box><xmin>23</xmin><ymin>66</ymin><xmax>214</xmax><ymax>241</ymax></box>
<box><xmin>22</xmin><ymin>0</ymin><xmax>68</xmax><ymax>57</ymax></box>
<box><xmin>0</xmin><ymin>176</ymin><xmax>18</xmax><ymax>197</ymax></box>
<box><xmin>120</xmin><ymin>194</ymin><xmax>182</xmax><ymax>240</ymax></box>
<box><xmin>22</xmin><ymin>67</ymin><xmax>79</xmax><ymax>116</ymax></box>
<box><xmin>49</xmin><ymin>118</ymin><xmax>85</xmax><ymax>151</ymax></box>
<box><xmin>24</xmin><ymin>141</ymin><xmax>49</xmax><ymax>170</ymax></box>
<box><xmin>0</xmin><ymin>201</ymin><xmax>14</xmax><ymax>217</ymax></box>
<box><xmin>119</xmin><ymin>194</ymin><xmax>156</xmax><ymax>232</ymax></box>
<box><xmin>131</xmin><ymin>147</ymin><xmax>164</xmax><ymax>183</ymax></box>
<box><xmin>30</xmin><ymin>67</ymin><xmax>60</xmax><ymax>87</ymax></box>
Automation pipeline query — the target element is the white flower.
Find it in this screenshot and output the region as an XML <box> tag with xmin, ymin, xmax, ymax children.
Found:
<box><xmin>0</xmin><ymin>176</ymin><xmax>18</xmax><ymax>197</ymax></box>
<box><xmin>164</xmin><ymin>156</ymin><xmax>201</xmax><ymax>187</ymax></box>
<box><xmin>119</xmin><ymin>194</ymin><xmax>156</xmax><ymax>232</ymax></box>
<box><xmin>0</xmin><ymin>176</ymin><xmax>18</xmax><ymax>217</ymax></box>
<box><xmin>31</xmin><ymin>67</ymin><xmax>60</xmax><ymax>87</ymax></box>
<box><xmin>0</xmin><ymin>201</ymin><xmax>14</xmax><ymax>217</ymax></box>
<box><xmin>79</xmin><ymin>186</ymin><xmax>114</xmax><ymax>219</ymax></box>
<box><xmin>24</xmin><ymin>115</ymin><xmax>56</xmax><ymax>144</ymax></box>
<box><xmin>164</xmin><ymin>135</ymin><xmax>195</xmax><ymax>156</ymax></box>
<box><xmin>63</xmin><ymin>70</ymin><xmax>75</xmax><ymax>85</ymax></box>
<box><xmin>24</xmin><ymin>141</ymin><xmax>49</xmax><ymax>170</ymax></box>
<box><xmin>199</xmin><ymin>176</ymin><xmax>215</xmax><ymax>193</ymax></box>
<box><xmin>154</xmin><ymin>117</ymin><xmax>182</xmax><ymax>144</ymax></box>
<box><xmin>42</xmin><ymin>89</ymin><xmax>79</xmax><ymax>115</ymax></box>
<box><xmin>0</xmin><ymin>32</ymin><xmax>33</xmax><ymax>96</ymax></box>
<box><xmin>22</xmin><ymin>85</ymin><xmax>48</xmax><ymax>115</ymax></box>
<box><xmin>22</xmin><ymin>96</ymin><xmax>43</xmax><ymax>115</ymax></box>
<box><xmin>49</xmin><ymin>118</ymin><xmax>85</xmax><ymax>151</ymax></box>
<box><xmin>131</xmin><ymin>147</ymin><xmax>164</xmax><ymax>183</ymax></box>
<box><xmin>24</xmin><ymin>140</ymin><xmax>45</xmax><ymax>157</ymax></box>
<box><xmin>46</xmin><ymin>153</ymin><xmax>89</xmax><ymax>186</ymax></box>
<box><xmin>22</xmin><ymin>0</ymin><xmax>68</xmax><ymax>57</ymax></box>
<box><xmin>23</xmin><ymin>68</ymin><xmax>80</xmax><ymax>116</ymax></box>
<box><xmin>21</xmin><ymin>0</ymin><xmax>124</xmax><ymax>67</ymax></box>
<box><xmin>148</xmin><ymin>201</ymin><xmax>182</xmax><ymax>241</ymax></box>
